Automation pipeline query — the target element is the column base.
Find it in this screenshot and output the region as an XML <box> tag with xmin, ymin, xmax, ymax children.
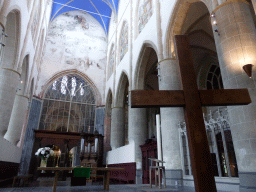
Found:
<box><xmin>136</xmin><ymin>169</ymin><xmax>142</xmax><ymax>184</ymax></box>
<box><xmin>239</xmin><ymin>172</ymin><xmax>256</xmax><ymax>192</ymax></box>
<box><xmin>165</xmin><ymin>169</ymin><xmax>183</xmax><ymax>187</ymax></box>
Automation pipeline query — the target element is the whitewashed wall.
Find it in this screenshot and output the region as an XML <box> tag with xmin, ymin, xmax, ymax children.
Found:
<box><xmin>0</xmin><ymin>0</ymin><xmax>52</xmax><ymax>163</ymax></box>
<box><xmin>36</xmin><ymin>11</ymin><xmax>107</xmax><ymax>102</ymax></box>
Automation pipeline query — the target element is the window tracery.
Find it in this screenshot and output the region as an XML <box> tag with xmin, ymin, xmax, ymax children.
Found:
<box><xmin>39</xmin><ymin>74</ymin><xmax>96</xmax><ymax>133</ymax></box>
<box><xmin>207</xmin><ymin>64</ymin><xmax>223</xmax><ymax>89</ymax></box>
<box><xmin>179</xmin><ymin>108</ymin><xmax>238</xmax><ymax>177</ymax></box>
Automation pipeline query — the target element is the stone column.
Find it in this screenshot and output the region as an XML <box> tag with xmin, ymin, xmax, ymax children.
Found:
<box><xmin>4</xmin><ymin>95</ymin><xmax>29</xmax><ymax>145</ymax></box>
<box><xmin>110</xmin><ymin>107</ymin><xmax>125</xmax><ymax>150</ymax></box>
<box><xmin>213</xmin><ymin>1</ymin><xmax>256</xmax><ymax>191</ymax></box>
<box><xmin>104</xmin><ymin>114</ymin><xmax>112</xmax><ymax>153</ymax></box>
<box><xmin>128</xmin><ymin>107</ymin><xmax>147</xmax><ymax>184</ymax></box>
<box><xmin>158</xmin><ymin>58</ymin><xmax>184</xmax><ymax>186</ymax></box>
<box><xmin>0</xmin><ymin>68</ymin><xmax>20</xmax><ymax>136</ymax></box>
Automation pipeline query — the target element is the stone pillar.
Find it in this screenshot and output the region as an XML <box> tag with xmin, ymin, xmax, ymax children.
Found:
<box><xmin>104</xmin><ymin>114</ymin><xmax>112</xmax><ymax>154</ymax></box>
<box><xmin>0</xmin><ymin>68</ymin><xmax>20</xmax><ymax>136</ymax></box>
<box><xmin>110</xmin><ymin>107</ymin><xmax>125</xmax><ymax>150</ymax></box>
<box><xmin>213</xmin><ymin>1</ymin><xmax>256</xmax><ymax>191</ymax></box>
<box><xmin>158</xmin><ymin>58</ymin><xmax>184</xmax><ymax>186</ymax></box>
<box><xmin>4</xmin><ymin>95</ymin><xmax>29</xmax><ymax>145</ymax></box>
<box><xmin>128</xmin><ymin>107</ymin><xmax>147</xmax><ymax>184</ymax></box>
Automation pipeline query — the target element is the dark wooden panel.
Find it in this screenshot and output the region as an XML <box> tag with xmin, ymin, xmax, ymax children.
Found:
<box><xmin>0</xmin><ymin>161</ymin><xmax>19</xmax><ymax>187</ymax></box>
<box><xmin>35</xmin><ymin>132</ymin><xmax>81</xmax><ymax>140</ymax></box>
<box><xmin>108</xmin><ymin>162</ymin><xmax>136</xmax><ymax>184</ymax></box>
<box><xmin>131</xmin><ymin>90</ymin><xmax>185</xmax><ymax>108</ymax></box>
<box><xmin>199</xmin><ymin>89</ymin><xmax>251</xmax><ymax>106</ymax></box>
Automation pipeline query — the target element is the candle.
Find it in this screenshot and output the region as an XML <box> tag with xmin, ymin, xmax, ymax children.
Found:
<box><xmin>95</xmin><ymin>138</ymin><xmax>98</xmax><ymax>153</ymax></box>
<box><xmin>81</xmin><ymin>138</ymin><xmax>85</xmax><ymax>152</ymax></box>
<box><xmin>156</xmin><ymin>114</ymin><xmax>163</xmax><ymax>163</ymax></box>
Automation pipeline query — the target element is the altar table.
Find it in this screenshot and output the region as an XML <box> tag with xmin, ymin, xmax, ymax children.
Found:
<box><xmin>37</xmin><ymin>167</ymin><xmax>124</xmax><ymax>192</ymax></box>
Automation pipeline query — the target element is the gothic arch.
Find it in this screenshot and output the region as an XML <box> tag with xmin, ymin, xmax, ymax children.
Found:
<box><xmin>164</xmin><ymin>0</ymin><xmax>212</xmax><ymax>58</ymax></box>
<box><xmin>134</xmin><ymin>41</ymin><xmax>158</xmax><ymax>90</ymax></box>
<box><xmin>2</xmin><ymin>9</ymin><xmax>21</xmax><ymax>70</ymax></box>
<box><xmin>41</xmin><ymin>69</ymin><xmax>102</xmax><ymax>106</ymax></box>
<box><xmin>105</xmin><ymin>89</ymin><xmax>113</xmax><ymax>116</ymax></box>
<box><xmin>115</xmin><ymin>71</ymin><xmax>129</xmax><ymax>107</ymax></box>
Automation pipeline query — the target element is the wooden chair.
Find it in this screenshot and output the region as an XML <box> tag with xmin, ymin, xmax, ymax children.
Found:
<box><xmin>148</xmin><ymin>158</ymin><xmax>166</xmax><ymax>189</ymax></box>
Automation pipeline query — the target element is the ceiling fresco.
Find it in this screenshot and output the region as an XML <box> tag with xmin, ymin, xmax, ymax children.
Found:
<box><xmin>51</xmin><ymin>0</ymin><xmax>119</xmax><ymax>33</ymax></box>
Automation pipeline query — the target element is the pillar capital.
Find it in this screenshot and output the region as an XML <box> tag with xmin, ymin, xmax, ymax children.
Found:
<box><xmin>211</xmin><ymin>0</ymin><xmax>249</xmax><ymax>14</ymax></box>
<box><xmin>158</xmin><ymin>58</ymin><xmax>176</xmax><ymax>64</ymax></box>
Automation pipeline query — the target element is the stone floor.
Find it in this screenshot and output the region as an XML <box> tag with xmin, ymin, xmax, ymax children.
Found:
<box><xmin>0</xmin><ymin>177</ymin><xmax>228</xmax><ymax>192</ymax></box>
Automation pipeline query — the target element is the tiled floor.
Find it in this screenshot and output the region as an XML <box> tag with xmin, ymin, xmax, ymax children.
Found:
<box><xmin>0</xmin><ymin>178</ymin><xmax>228</xmax><ymax>192</ymax></box>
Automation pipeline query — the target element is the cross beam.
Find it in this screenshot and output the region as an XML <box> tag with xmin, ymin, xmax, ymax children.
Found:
<box><xmin>131</xmin><ymin>89</ymin><xmax>251</xmax><ymax>108</ymax></box>
<box><xmin>130</xmin><ymin>35</ymin><xmax>251</xmax><ymax>192</ymax></box>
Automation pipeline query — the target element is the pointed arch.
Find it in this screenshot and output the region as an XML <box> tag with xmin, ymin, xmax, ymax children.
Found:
<box><xmin>2</xmin><ymin>9</ymin><xmax>21</xmax><ymax>69</ymax></box>
<box><xmin>164</xmin><ymin>0</ymin><xmax>212</xmax><ymax>58</ymax></box>
<box><xmin>41</xmin><ymin>69</ymin><xmax>102</xmax><ymax>106</ymax></box>
<box><xmin>105</xmin><ymin>88</ymin><xmax>113</xmax><ymax>116</ymax></box>
<box><xmin>115</xmin><ymin>71</ymin><xmax>129</xmax><ymax>107</ymax></box>
<box><xmin>134</xmin><ymin>41</ymin><xmax>158</xmax><ymax>90</ymax></box>
<box><xmin>39</xmin><ymin>72</ymin><xmax>99</xmax><ymax>133</ymax></box>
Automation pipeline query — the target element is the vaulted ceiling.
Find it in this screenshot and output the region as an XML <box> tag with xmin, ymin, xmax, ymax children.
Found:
<box><xmin>51</xmin><ymin>0</ymin><xmax>119</xmax><ymax>33</ymax></box>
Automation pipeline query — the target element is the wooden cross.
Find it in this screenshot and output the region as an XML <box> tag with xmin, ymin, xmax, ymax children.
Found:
<box><xmin>131</xmin><ymin>35</ymin><xmax>251</xmax><ymax>192</ymax></box>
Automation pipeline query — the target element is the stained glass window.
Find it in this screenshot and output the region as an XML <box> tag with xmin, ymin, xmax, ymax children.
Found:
<box><xmin>31</xmin><ymin>0</ymin><xmax>40</xmax><ymax>43</ymax></box>
<box><xmin>39</xmin><ymin>74</ymin><xmax>96</xmax><ymax>133</ymax></box>
<box><xmin>120</xmin><ymin>22</ymin><xmax>128</xmax><ymax>62</ymax></box>
<box><xmin>108</xmin><ymin>45</ymin><xmax>115</xmax><ymax>79</ymax></box>
<box><xmin>138</xmin><ymin>0</ymin><xmax>153</xmax><ymax>34</ymax></box>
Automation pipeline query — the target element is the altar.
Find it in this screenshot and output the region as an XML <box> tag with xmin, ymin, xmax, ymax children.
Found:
<box><xmin>37</xmin><ymin>167</ymin><xmax>124</xmax><ymax>192</ymax></box>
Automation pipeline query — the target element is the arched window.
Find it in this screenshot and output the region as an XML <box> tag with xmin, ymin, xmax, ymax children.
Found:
<box><xmin>108</xmin><ymin>45</ymin><xmax>115</xmax><ymax>80</ymax></box>
<box><xmin>119</xmin><ymin>22</ymin><xmax>128</xmax><ymax>62</ymax></box>
<box><xmin>39</xmin><ymin>74</ymin><xmax>96</xmax><ymax>133</ymax></box>
<box><xmin>179</xmin><ymin>108</ymin><xmax>238</xmax><ymax>177</ymax></box>
<box><xmin>31</xmin><ymin>0</ymin><xmax>40</xmax><ymax>44</ymax></box>
<box><xmin>206</xmin><ymin>64</ymin><xmax>223</xmax><ymax>89</ymax></box>
<box><xmin>138</xmin><ymin>0</ymin><xmax>153</xmax><ymax>34</ymax></box>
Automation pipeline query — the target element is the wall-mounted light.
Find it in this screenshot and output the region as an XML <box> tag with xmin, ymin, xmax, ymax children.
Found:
<box><xmin>210</xmin><ymin>13</ymin><xmax>215</xmax><ymax>18</ymax></box>
<box><xmin>243</xmin><ymin>64</ymin><xmax>254</xmax><ymax>78</ymax></box>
